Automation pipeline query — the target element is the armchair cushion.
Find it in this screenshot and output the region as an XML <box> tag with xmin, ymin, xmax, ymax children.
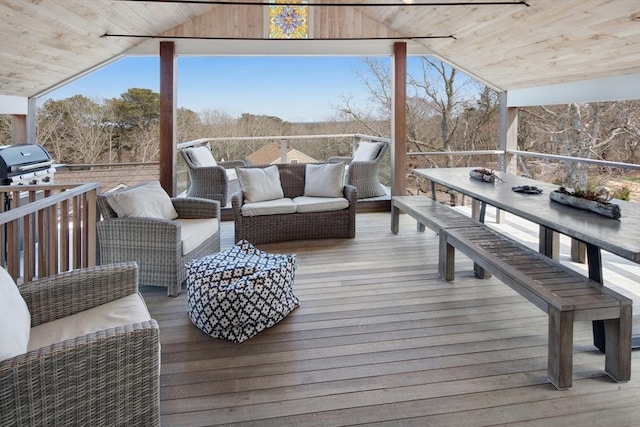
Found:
<box><xmin>353</xmin><ymin>141</ymin><xmax>383</xmax><ymax>162</ymax></box>
<box><xmin>237</xmin><ymin>165</ymin><xmax>284</xmax><ymax>203</ymax></box>
<box><xmin>185</xmin><ymin>146</ymin><xmax>217</xmax><ymax>167</ymax></box>
<box><xmin>0</xmin><ymin>268</ymin><xmax>30</xmax><ymax>361</ymax></box>
<box><xmin>304</xmin><ymin>163</ymin><xmax>345</xmax><ymax>198</ymax></box>
<box><xmin>27</xmin><ymin>293</ymin><xmax>151</xmax><ymax>352</ymax></box>
<box><xmin>106</xmin><ymin>181</ymin><xmax>178</xmax><ymax>220</ymax></box>
<box><xmin>177</xmin><ymin>218</ymin><xmax>220</xmax><ymax>255</ymax></box>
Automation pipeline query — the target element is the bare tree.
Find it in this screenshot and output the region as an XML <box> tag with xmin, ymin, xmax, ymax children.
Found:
<box><xmin>527</xmin><ymin>102</ymin><xmax>632</xmax><ymax>189</ymax></box>
<box><xmin>37</xmin><ymin>96</ymin><xmax>114</xmax><ymax>164</ymax></box>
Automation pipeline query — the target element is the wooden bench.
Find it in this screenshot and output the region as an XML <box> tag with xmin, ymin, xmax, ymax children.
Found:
<box><xmin>391</xmin><ymin>196</ymin><xmax>488</xmax><ymax>279</ymax></box>
<box><xmin>441</xmin><ymin>225</ymin><xmax>632</xmax><ymax>390</ymax></box>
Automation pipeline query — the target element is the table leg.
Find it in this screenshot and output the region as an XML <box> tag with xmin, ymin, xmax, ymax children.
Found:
<box><xmin>570</xmin><ymin>238</ymin><xmax>587</xmax><ymax>264</ymax></box>
<box><xmin>587</xmin><ymin>243</ymin><xmax>607</xmax><ymax>352</ymax></box>
<box><xmin>471</xmin><ymin>199</ymin><xmax>486</xmax><ymax>223</ymax></box>
<box><xmin>430</xmin><ymin>181</ymin><xmax>436</xmax><ymax>201</ymax></box>
<box><xmin>538</xmin><ymin>226</ymin><xmax>560</xmax><ymax>261</ymax></box>
<box><xmin>586</xmin><ymin>243</ymin><xmax>640</xmax><ymax>352</ymax></box>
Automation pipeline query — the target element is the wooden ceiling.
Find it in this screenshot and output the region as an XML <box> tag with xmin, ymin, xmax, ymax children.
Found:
<box><xmin>1</xmin><ymin>0</ymin><xmax>639</xmax><ymax>103</ymax></box>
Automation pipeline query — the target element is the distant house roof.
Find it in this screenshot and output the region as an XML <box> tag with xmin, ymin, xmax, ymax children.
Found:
<box><xmin>245</xmin><ymin>143</ymin><xmax>318</xmax><ymax>166</ymax></box>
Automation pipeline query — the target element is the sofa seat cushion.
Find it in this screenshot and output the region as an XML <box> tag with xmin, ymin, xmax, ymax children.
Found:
<box><xmin>241</xmin><ymin>198</ymin><xmax>297</xmax><ymax>217</ymax></box>
<box><xmin>293</xmin><ymin>196</ymin><xmax>349</xmax><ymax>213</ymax></box>
<box><xmin>177</xmin><ymin>218</ymin><xmax>219</xmax><ymax>255</ymax></box>
<box><xmin>27</xmin><ymin>293</ymin><xmax>151</xmax><ymax>351</ymax></box>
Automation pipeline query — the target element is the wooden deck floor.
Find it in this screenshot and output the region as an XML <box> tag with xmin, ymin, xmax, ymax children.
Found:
<box><xmin>141</xmin><ymin>212</ymin><xmax>640</xmax><ymax>427</ymax></box>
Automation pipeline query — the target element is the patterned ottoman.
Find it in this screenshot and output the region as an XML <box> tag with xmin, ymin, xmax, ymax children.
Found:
<box><xmin>185</xmin><ymin>240</ymin><xmax>299</xmax><ymax>343</ymax></box>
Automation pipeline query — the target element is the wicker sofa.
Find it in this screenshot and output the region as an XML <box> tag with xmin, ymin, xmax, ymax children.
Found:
<box><xmin>0</xmin><ymin>263</ymin><xmax>160</xmax><ymax>426</ymax></box>
<box><xmin>231</xmin><ymin>163</ymin><xmax>357</xmax><ymax>244</ymax></box>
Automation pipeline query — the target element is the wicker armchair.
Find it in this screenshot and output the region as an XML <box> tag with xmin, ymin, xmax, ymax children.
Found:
<box><xmin>0</xmin><ymin>263</ymin><xmax>160</xmax><ymax>426</ymax></box>
<box><xmin>327</xmin><ymin>140</ymin><xmax>389</xmax><ymax>199</ymax></box>
<box><xmin>97</xmin><ymin>185</ymin><xmax>221</xmax><ymax>297</ymax></box>
<box><xmin>180</xmin><ymin>147</ymin><xmax>246</xmax><ymax>206</ymax></box>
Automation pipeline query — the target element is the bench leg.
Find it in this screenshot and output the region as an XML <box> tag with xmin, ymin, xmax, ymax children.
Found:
<box><xmin>548</xmin><ymin>308</ymin><xmax>574</xmax><ymax>390</ymax></box>
<box><xmin>604</xmin><ymin>304</ymin><xmax>632</xmax><ymax>383</ymax></box>
<box><xmin>440</xmin><ymin>233</ymin><xmax>455</xmax><ymax>281</ymax></box>
<box><xmin>474</xmin><ymin>263</ymin><xmax>491</xmax><ymax>279</ymax></box>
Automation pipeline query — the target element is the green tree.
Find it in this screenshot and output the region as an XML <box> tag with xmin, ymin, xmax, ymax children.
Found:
<box><xmin>107</xmin><ymin>88</ymin><xmax>159</xmax><ymax>162</ymax></box>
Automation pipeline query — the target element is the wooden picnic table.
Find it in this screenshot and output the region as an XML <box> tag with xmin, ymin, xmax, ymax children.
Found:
<box><xmin>413</xmin><ymin>167</ymin><xmax>640</xmax><ymax>350</ymax></box>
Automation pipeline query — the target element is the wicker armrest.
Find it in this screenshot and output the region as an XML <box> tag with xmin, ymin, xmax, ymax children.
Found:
<box><xmin>19</xmin><ymin>262</ymin><xmax>139</xmax><ymax>327</ymax></box>
<box><xmin>326</xmin><ymin>156</ymin><xmax>353</xmax><ymax>164</ymax></box>
<box><xmin>218</xmin><ymin>160</ymin><xmax>246</xmax><ymax>169</ymax></box>
<box><xmin>0</xmin><ymin>320</ymin><xmax>160</xmax><ymax>426</ymax></box>
<box><xmin>189</xmin><ymin>165</ymin><xmax>228</xmax><ymax>183</ymax></box>
<box><xmin>231</xmin><ymin>190</ymin><xmax>245</xmax><ymax>213</ymax></box>
<box><xmin>98</xmin><ymin>217</ymin><xmax>180</xmax><ymax>243</ymax></box>
<box><xmin>172</xmin><ymin>197</ymin><xmax>220</xmax><ymax>219</ymax></box>
<box><xmin>343</xmin><ymin>184</ymin><xmax>358</xmax><ymax>202</ymax></box>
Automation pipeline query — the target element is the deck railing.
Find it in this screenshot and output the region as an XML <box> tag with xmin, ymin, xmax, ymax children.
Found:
<box><xmin>0</xmin><ymin>183</ymin><xmax>100</xmax><ymax>284</ymax></box>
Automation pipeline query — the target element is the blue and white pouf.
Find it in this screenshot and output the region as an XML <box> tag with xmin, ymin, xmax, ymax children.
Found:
<box><xmin>185</xmin><ymin>240</ymin><xmax>299</xmax><ymax>343</ymax></box>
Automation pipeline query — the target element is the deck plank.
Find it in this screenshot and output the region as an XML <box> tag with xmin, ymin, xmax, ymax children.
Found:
<box><xmin>141</xmin><ymin>212</ymin><xmax>640</xmax><ymax>426</ymax></box>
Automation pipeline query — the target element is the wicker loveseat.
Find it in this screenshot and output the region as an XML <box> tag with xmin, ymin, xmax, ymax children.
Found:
<box><xmin>231</xmin><ymin>163</ymin><xmax>357</xmax><ymax>244</ymax></box>
<box><xmin>0</xmin><ymin>263</ymin><xmax>160</xmax><ymax>426</ymax></box>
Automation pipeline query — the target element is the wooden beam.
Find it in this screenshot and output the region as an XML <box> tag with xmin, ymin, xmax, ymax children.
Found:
<box><xmin>159</xmin><ymin>41</ymin><xmax>177</xmax><ymax>196</ymax></box>
<box><xmin>10</xmin><ymin>115</ymin><xmax>26</xmax><ymax>144</ymax></box>
<box><xmin>391</xmin><ymin>42</ymin><xmax>407</xmax><ymax>196</ymax></box>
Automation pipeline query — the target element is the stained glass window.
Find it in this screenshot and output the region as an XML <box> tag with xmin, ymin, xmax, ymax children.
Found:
<box><xmin>268</xmin><ymin>0</ymin><xmax>309</xmax><ymax>39</ymax></box>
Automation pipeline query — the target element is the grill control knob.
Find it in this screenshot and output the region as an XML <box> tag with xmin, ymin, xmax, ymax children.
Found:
<box><xmin>42</xmin><ymin>176</ymin><xmax>51</xmax><ymax>183</ymax></box>
<box><xmin>30</xmin><ymin>179</ymin><xmax>38</xmax><ymax>185</ymax></box>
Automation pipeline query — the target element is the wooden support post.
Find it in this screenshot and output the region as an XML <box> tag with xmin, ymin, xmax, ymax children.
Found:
<box><xmin>391</xmin><ymin>42</ymin><xmax>407</xmax><ymax>197</ymax></box>
<box><xmin>10</xmin><ymin>114</ymin><xmax>26</xmax><ymax>144</ymax></box>
<box><xmin>159</xmin><ymin>41</ymin><xmax>177</xmax><ymax>196</ymax></box>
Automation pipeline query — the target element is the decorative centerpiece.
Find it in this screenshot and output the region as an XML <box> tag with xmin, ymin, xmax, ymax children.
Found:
<box><xmin>549</xmin><ymin>187</ymin><xmax>621</xmax><ymax>219</ymax></box>
<box><xmin>469</xmin><ymin>167</ymin><xmax>502</xmax><ymax>183</ymax></box>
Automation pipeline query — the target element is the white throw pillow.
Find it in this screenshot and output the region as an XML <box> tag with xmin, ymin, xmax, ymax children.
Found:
<box><xmin>304</xmin><ymin>163</ymin><xmax>345</xmax><ymax>198</ymax></box>
<box><xmin>236</xmin><ymin>165</ymin><xmax>284</xmax><ymax>203</ymax></box>
<box><xmin>353</xmin><ymin>142</ymin><xmax>382</xmax><ymax>162</ymax></box>
<box><xmin>106</xmin><ymin>181</ymin><xmax>178</xmax><ymax>220</ymax></box>
<box><xmin>0</xmin><ymin>268</ymin><xmax>31</xmax><ymax>361</ymax></box>
<box><xmin>186</xmin><ymin>146</ymin><xmax>217</xmax><ymax>167</ymax></box>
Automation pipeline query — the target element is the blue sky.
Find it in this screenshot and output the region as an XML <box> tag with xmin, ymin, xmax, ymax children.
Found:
<box><xmin>45</xmin><ymin>56</ymin><xmax>381</xmax><ymax>123</ymax></box>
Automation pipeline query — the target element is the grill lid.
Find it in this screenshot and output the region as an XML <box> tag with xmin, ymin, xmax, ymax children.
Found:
<box><xmin>0</xmin><ymin>144</ymin><xmax>54</xmax><ymax>178</ymax></box>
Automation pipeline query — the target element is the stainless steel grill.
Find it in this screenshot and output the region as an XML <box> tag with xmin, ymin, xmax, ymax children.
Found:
<box><xmin>0</xmin><ymin>144</ymin><xmax>56</xmax><ymax>185</ymax></box>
